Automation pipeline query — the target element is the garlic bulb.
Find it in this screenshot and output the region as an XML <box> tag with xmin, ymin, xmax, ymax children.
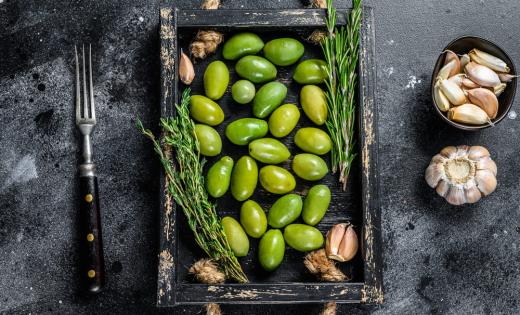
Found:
<box><xmin>425</xmin><ymin>145</ymin><xmax>497</xmax><ymax>205</ymax></box>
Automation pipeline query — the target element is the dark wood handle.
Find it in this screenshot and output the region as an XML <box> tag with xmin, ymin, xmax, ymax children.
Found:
<box><xmin>79</xmin><ymin>175</ymin><xmax>105</xmax><ymax>293</ymax></box>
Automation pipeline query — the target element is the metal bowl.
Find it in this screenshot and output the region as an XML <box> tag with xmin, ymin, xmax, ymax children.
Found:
<box><xmin>431</xmin><ymin>36</ymin><xmax>517</xmax><ymax>130</ymax></box>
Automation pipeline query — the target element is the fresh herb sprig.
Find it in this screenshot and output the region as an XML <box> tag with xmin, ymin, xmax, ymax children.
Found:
<box><xmin>321</xmin><ymin>0</ymin><xmax>362</xmax><ymax>190</ymax></box>
<box><xmin>138</xmin><ymin>89</ymin><xmax>248</xmax><ymax>283</ymax></box>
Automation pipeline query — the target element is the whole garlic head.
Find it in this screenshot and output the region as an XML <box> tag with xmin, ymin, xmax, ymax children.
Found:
<box><xmin>425</xmin><ymin>145</ymin><xmax>497</xmax><ymax>205</ymax></box>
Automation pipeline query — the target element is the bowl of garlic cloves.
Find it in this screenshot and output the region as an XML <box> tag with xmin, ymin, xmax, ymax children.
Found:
<box><xmin>431</xmin><ymin>36</ymin><xmax>517</xmax><ymax>130</ymax></box>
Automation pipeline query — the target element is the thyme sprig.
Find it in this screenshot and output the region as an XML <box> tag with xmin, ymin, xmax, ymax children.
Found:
<box><xmin>138</xmin><ymin>89</ymin><xmax>247</xmax><ymax>283</ymax></box>
<box><xmin>321</xmin><ymin>0</ymin><xmax>362</xmax><ymax>190</ymax></box>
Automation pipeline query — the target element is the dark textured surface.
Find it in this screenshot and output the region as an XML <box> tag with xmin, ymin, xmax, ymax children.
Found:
<box><xmin>1</xmin><ymin>0</ymin><xmax>519</xmax><ymax>314</ymax></box>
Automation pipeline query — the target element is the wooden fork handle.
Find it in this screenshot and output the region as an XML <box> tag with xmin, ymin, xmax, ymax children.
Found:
<box><xmin>79</xmin><ymin>175</ymin><xmax>105</xmax><ymax>293</ymax></box>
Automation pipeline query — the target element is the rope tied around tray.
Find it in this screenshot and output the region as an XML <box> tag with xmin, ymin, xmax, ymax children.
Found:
<box><xmin>304</xmin><ymin>249</ymin><xmax>348</xmax><ymax>315</ymax></box>
<box><xmin>190</xmin><ymin>0</ymin><xmax>224</xmax><ymax>59</ymax></box>
<box><xmin>189</xmin><ymin>259</ymin><xmax>225</xmax><ymax>315</ymax></box>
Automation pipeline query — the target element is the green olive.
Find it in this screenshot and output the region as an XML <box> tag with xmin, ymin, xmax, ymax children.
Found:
<box><xmin>293</xmin><ymin>59</ymin><xmax>327</xmax><ymax>84</ymax></box>
<box><xmin>203</xmin><ymin>60</ymin><xmax>229</xmax><ymax>100</ymax></box>
<box><xmin>221</xmin><ymin>216</ymin><xmax>250</xmax><ymax>257</ymax></box>
<box><xmin>268</xmin><ymin>104</ymin><xmax>300</xmax><ymax>138</ymax></box>
<box><xmin>230</xmin><ymin>156</ymin><xmax>258</xmax><ymax>201</ymax></box>
<box><xmin>223</xmin><ymin>32</ymin><xmax>264</xmax><ymax>60</ymax></box>
<box><xmin>294</xmin><ymin>127</ymin><xmax>332</xmax><ymax>155</ymax></box>
<box><xmin>252</xmin><ymin>81</ymin><xmax>287</xmax><ymax>118</ymax></box>
<box><xmin>190</xmin><ymin>95</ymin><xmax>224</xmax><ymax>126</ymax></box>
<box><xmin>263</xmin><ymin>38</ymin><xmax>304</xmax><ymax>66</ymax></box>
<box><xmin>258</xmin><ymin>229</ymin><xmax>285</xmax><ymax>271</ymax></box>
<box><xmin>225</xmin><ymin>118</ymin><xmax>268</xmax><ymax>145</ymax></box>
<box><xmin>259</xmin><ymin>165</ymin><xmax>296</xmax><ymax>194</ymax></box>
<box><xmin>194</xmin><ymin>124</ymin><xmax>222</xmax><ymax>157</ymax></box>
<box><xmin>240</xmin><ymin>200</ymin><xmax>267</xmax><ymax>238</ymax></box>
<box><xmin>302</xmin><ymin>184</ymin><xmax>331</xmax><ymax>226</ymax></box>
<box><xmin>235</xmin><ymin>56</ymin><xmax>277</xmax><ymax>84</ymax></box>
<box><xmin>267</xmin><ymin>194</ymin><xmax>303</xmax><ymax>228</ymax></box>
<box><xmin>283</xmin><ymin>224</ymin><xmax>324</xmax><ymax>252</ymax></box>
<box><xmin>248</xmin><ymin>138</ymin><xmax>290</xmax><ymax>164</ymax></box>
<box><xmin>231</xmin><ymin>80</ymin><xmax>256</xmax><ymax>104</ymax></box>
<box><xmin>206</xmin><ymin>156</ymin><xmax>234</xmax><ymax>198</ymax></box>
<box><xmin>292</xmin><ymin>153</ymin><xmax>328</xmax><ymax>181</ymax></box>
<box><xmin>300</xmin><ymin>85</ymin><xmax>327</xmax><ymax>125</ymax></box>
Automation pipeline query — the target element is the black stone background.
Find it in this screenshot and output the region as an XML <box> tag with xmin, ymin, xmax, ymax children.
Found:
<box><xmin>1</xmin><ymin>0</ymin><xmax>520</xmax><ymax>314</ymax></box>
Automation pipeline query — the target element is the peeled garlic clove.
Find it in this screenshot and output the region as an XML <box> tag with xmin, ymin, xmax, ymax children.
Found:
<box><xmin>179</xmin><ymin>50</ymin><xmax>195</xmax><ymax>85</ymax></box>
<box><xmin>475</xmin><ymin>169</ymin><xmax>497</xmax><ymax>196</ymax></box>
<box><xmin>493</xmin><ymin>83</ymin><xmax>507</xmax><ymax>97</ymax></box>
<box><xmin>468</xmin><ymin>145</ymin><xmax>490</xmax><ymax>161</ymax></box>
<box><xmin>467</xmin><ymin>88</ymin><xmax>499</xmax><ymax>119</ymax></box>
<box><xmin>326</xmin><ymin>223</ymin><xmax>346</xmax><ymax>258</ymax></box>
<box><xmin>469</xmin><ymin>48</ymin><xmax>510</xmax><ymax>73</ymax></box>
<box><xmin>448</xmin><ymin>74</ymin><xmax>465</xmax><ymax>86</ymax></box>
<box><xmin>440</xmin><ymin>146</ymin><xmax>458</xmax><ymax>158</ymax></box>
<box><xmin>425</xmin><ymin>162</ymin><xmax>443</xmax><ymax>188</ymax></box>
<box><xmin>336</xmin><ymin>225</ymin><xmax>359</xmax><ymax>262</ymax></box>
<box><xmin>434</xmin><ymin>81</ymin><xmax>451</xmax><ymax>112</ymax></box>
<box><xmin>464</xmin><ymin>185</ymin><xmax>482</xmax><ymax>204</ymax></box>
<box><xmin>460</xmin><ymin>54</ymin><xmax>471</xmax><ymax>68</ymax></box>
<box><xmin>443</xmin><ymin>50</ymin><xmax>461</xmax><ymax>77</ymax></box>
<box><xmin>497</xmin><ymin>73</ymin><xmax>518</xmax><ymax>82</ymax></box>
<box><xmin>439</xmin><ymin>79</ymin><xmax>466</xmax><ymax>105</ymax></box>
<box><xmin>462</xmin><ymin>78</ymin><xmax>480</xmax><ymax>89</ymax></box>
<box><xmin>476</xmin><ymin>156</ymin><xmax>497</xmax><ymax>176</ymax></box>
<box><xmin>448</xmin><ymin>104</ymin><xmax>490</xmax><ymax>125</ymax></box>
<box><xmin>438</xmin><ymin>59</ymin><xmax>458</xmax><ymax>81</ymax></box>
<box><xmin>465</xmin><ymin>62</ymin><xmax>501</xmax><ymax>87</ymax></box>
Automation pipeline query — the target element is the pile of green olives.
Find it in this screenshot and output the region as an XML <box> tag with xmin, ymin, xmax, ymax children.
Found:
<box><xmin>190</xmin><ymin>32</ymin><xmax>334</xmax><ymax>272</ymax></box>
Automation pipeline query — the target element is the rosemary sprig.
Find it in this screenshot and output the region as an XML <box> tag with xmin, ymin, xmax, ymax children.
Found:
<box><xmin>138</xmin><ymin>88</ymin><xmax>248</xmax><ymax>283</ymax></box>
<box><xmin>321</xmin><ymin>0</ymin><xmax>362</xmax><ymax>190</ymax></box>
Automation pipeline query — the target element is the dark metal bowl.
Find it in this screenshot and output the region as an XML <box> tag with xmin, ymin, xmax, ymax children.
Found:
<box><xmin>431</xmin><ymin>36</ymin><xmax>517</xmax><ymax>130</ymax></box>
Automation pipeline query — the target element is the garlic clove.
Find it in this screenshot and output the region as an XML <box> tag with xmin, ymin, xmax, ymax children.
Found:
<box><xmin>464</xmin><ymin>185</ymin><xmax>482</xmax><ymax>204</ymax></box>
<box><xmin>448</xmin><ymin>74</ymin><xmax>465</xmax><ymax>86</ymax></box>
<box><xmin>475</xmin><ymin>169</ymin><xmax>497</xmax><ymax>196</ymax></box>
<box><xmin>179</xmin><ymin>50</ymin><xmax>195</xmax><ymax>85</ymax></box>
<box><xmin>460</xmin><ymin>54</ymin><xmax>471</xmax><ymax>69</ymax></box>
<box><xmin>438</xmin><ymin>59</ymin><xmax>458</xmax><ymax>81</ymax></box>
<box><xmin>497</xmin><ymin>73</ymin><xmax>518</xmax><ymax>82</ymax></box>
<box><xmin>469</xmin><ymin>48</ymin><xmax>510</xmax><ymax>73</ymax></box>
<box><xmin>425</xmin><ymin>162</ymin><xmax>443</xmax><ymax>188</ymax></box>
<box><xmin>468</xmin><ymin>146</ymin><xmax>490</xmax><ymax>161</ymax></box>
<box><xmin>336</xmin><ymin>225</ymin><xmax>358</xmax><ymax>262</ymax></box>
<box><xmin>456</xmin><ymin>145</ymin><xmax>471</xmax><ymax>157</ymax></box>
<box><xmin>465</xmin><ymin>62</ymin><xmax>501</xmax><ymax>87</ymax></box>
<box><xmin>436</xmin><ymin>179</ymin><xmax>450</xmax><ymax>197</ymax></box>
<box><xmin>448</xmin><ymin>104</ymin><xmax>490</xmax><ymax>125</ymax></box>
<box><xmin>434</xmin><ymin>81</ymin><xmax>451</xmax><ymax>112</ymax></box>
<box><xmin>493</xmin><ymin>83</ymin><xmax>507</xmax><ymax>97</ymax></box>
<box><xmin>476</xmin><ymin>156</ymin><xmax>497</xmax><ymax>176</ymax></box>
<box><xmin>462</xmin><ymin>78</ymin><xmax>480</xmax><ymax>89</ymax></box>
<box><xmin>467</xmin><ymin>88</ymin><xmax>499</xmax><ymax>119</ymax></box>
<box><xmin>326</xmin><ymin>223</ymin><xmax>346</xmax><ymax>258</ymax></box>
<box><xmin>440</xmin><ymin>146</ymin><xmax>458</xmax><ymax>158</ymax></box>
<box><xmin>439</xmin><ymin>79</ymin><xmax>467</xmax><ymax>105</ymax></box>
<box><xmin>446</xmin><ymin>185</ymin><xmax>466</xmax><ymax>205</ymax></box>
<box><xmin>431</xmin><ymin>153</ymin><xmax>446</xmax><ymax>164</ymax></box>
<box><xmin>444</xmin><ymin>50</ymin><xmax>461</xmax><ymax>77</ymax></box>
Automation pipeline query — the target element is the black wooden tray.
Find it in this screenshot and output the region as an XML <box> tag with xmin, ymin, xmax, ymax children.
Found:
<box><xmin>157</xmin><ymin>7</ymin><xmax>382</xmax><ymax>306</ymax></box>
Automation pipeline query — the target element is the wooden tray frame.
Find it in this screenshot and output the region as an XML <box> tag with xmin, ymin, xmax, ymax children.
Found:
<box><xmin>157</xmin><ymin>7</ymin><xmax>382</xmax><ymax>306</ymax></box>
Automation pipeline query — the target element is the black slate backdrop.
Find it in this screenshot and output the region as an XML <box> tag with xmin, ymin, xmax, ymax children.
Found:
<box><xmin>1</xmin><ymin>0</ymin><xmax>519</xmax><ymax>314</ymax></box>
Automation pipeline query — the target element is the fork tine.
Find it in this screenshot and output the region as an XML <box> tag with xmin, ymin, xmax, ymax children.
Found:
<box><xmin>82</xmin><ymin>44</ymin><xmax>89</xmax><ymax>119</ymax></box>
<box><xmin>75</xmin><ymin>45</ymin><xmax>81</xmax><ymax>123</ymax></box>
<box><xmin>89</xmin><ymin>44</ymin><xmax>95</xmax><ymax>121</ymax></box>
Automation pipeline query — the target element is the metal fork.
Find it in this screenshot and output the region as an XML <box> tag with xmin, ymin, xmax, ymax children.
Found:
<box><xmin>75</xmin><ymin>44</ymin><xmax>105</xmax><ymax>294</ymax></box>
